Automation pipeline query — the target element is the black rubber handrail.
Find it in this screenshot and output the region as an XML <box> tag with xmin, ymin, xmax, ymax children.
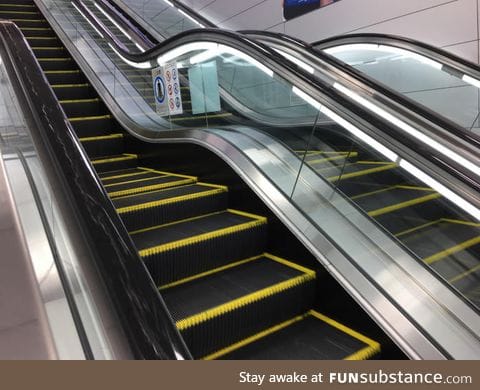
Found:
<box><xmin>76</xmin><ymin>0</ymin><xmax>480</xmax><ymax>204</ymax></box>
<box><xmin>0</xmin><ymin>21</ymin><xmax>191</xmax><ymax>360</ymax></box>
<box><xmin>313</xmin><ymin>33</ymin><xmax>480</xmax><ymax>77</ymax></box>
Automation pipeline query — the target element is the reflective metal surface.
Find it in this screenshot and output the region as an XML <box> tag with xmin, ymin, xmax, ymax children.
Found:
<box><xmin>32</xmin><ymin>0</ymin><xmax>480</xmax><ymax>358</ymax></box>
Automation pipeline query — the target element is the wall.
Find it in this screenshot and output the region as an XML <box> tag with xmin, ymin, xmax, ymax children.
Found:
<box><xmin>180</xmin><ymin>0</ymin><xmax>480</xmax><ymax>64</ymax></box>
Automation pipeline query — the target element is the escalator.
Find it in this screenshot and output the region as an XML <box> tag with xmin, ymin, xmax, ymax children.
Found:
<box><xmin>1</xmin><ymin>0</ymin><xmax>387</xmax><ymax>359</ymax></box>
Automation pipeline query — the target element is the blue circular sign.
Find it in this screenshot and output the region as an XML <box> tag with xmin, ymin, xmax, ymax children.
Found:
<box><xmin>154</xmin><ymin>76</ymin><xmax>166</xmax><ymax>104</ymax></box>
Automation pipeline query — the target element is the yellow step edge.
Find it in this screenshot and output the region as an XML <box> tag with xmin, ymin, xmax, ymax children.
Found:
<box><xmin>104</xmin><ymin>173</ymin><xmax>168</xmax><ymax>188</ymax></box>
<box><xmin>308</xmin><ymin>154</ymin><xmax>355</xmax><ymax>165</ymax></box>
<box><xmin>351</xmin><ymin>185</ymin><xmax>435</xmax><ymax>201</ymax></box>
<box><xmin>227</xmin><ymin>208</ymin><xmax>268</xmax><ymax>221</ymax></box>
<box><xmin>37</xmin><ymin>57</ymin><xmax>72</xmax><ymax>61</ymax></box>
<box><xmin>51</xmin><ymin>83</ymin><xmax>89</xmax><ymax>88</ymax></box>
<box><xmin>69</xmin><ymin>114</ymin><xmax>111</xmax><ymax>122</ymax></box>
<box><xmin>141</xmin><ymin>167</ymin><xmax>197</xmax><ymax>181</ymax></box>
<box><xmin>44</xmin><ymin>70</ymin><xmax>80</xmax><ymax>74</ymax></box>
<box><xmin>0</xmin><ymin>4</ymin><xmax>36</xmax><ymax>7</ymax></box>
<box><xmin>0</xmin><ymin>10</ymin><xmax>39</xmax><ymax>14</ymax></box>
<box><xmin>109</xmin><ymin>178</ymin><xmax>195</xmax><ymax>199</ymax></box>
<box><xmin>92</xmin><ymin>154</ymin><xmax>137</xmax><ymax>165</ymax></box>
<box><xmin>130</xmin><ymin>211</ymin><xmax>223</xmax><ymax>235</ymax></box>
<box><xmin>202</xmin><ymin>314</ymin><xmax>307</xmax><ymax>360</ymax></box>
<box><xmin>449</xmin><ymin>263</ymin><xmax>480</xmax><ymax>284</ymax></box>
<box><xmin>264</xmin><ymin>253</ymin><xmax>315</xmax><ymax>276</ymax></box>
<box><xmin>368</xmin><ymin>193</ymin><xmax>441</xmax><ymax>218</ymax></box>
<box><xmin>19</xmin><ymin>27</ymin><xmax>52</xmax><ymax>30</ymax></box>
<box><xmin>425</xmin><ymin>236</ymin><xmax>480</xmax><ymax>265</ymax></box>
<box><xmin>25</xmin><ymin>36</ymin><xmax>57</xmax><ymax>39</ymax></box>
<box><xmin>170</xmin><ymin>113</ymin><xmax>231</xmax><ymax>121</ymax></box>
<box><xmin>328</xmin><ymin>163</ymin><xmax>397</xmax><ymax>182</ymax></box>
<box><xmin>176</xmin><ymin>271</ymin><xmax>315</xmax><ymax>331</ymax></box>
<box><xmin>31</xmin><ymin>46</ymin><xmax>64</xmax><ymax>50</ymax></box>
<box><xmin>100</xmin><ymin>168</ymin><xmax>152</xmax><ymax>181</ymax></box>
<box><xmin>160</xmin><ymin>255</ymin><xmax>264</xmax><ymax>291</ymax></box>
<box><xmin>441</xmin><ymin>218</ymin><xmax>480</xmax><ymax>228</ymax></box>
<box><xmin>116</xmin><ymin>186</ymin><xmax>227</xmax><ymax>214</ymax></box>
<box><xmin>309</xmin><ymin>311</ymin><xmax>381</xmax><ymax>360</ymax></box>
<box><xmin>60</xmin><ymin>98</ymin><xmax>100</xmax><ymax>104</ymax></box>
<box><xmin>395</xmin><ymin>219</ymin><xmax>443</xmax><ymax>238</ymax></box>
<box><xmin>10</xmin><ymin>19</ymin><xmax>46</xmax><ymax>22</ymax></box>
<box><xmin>114</xmin><ymin>182</ymin><xmax>214</xmax><ymax>201</ymax></box>
<box><xmin>139</xmin><ymin>216</ymin><xmax>268</xmax><ymax>258</ymax></box>
<box><xmin>79</xmin><ymin>134</ymin><xmax>123</xmax><ymax>142</ymax></box>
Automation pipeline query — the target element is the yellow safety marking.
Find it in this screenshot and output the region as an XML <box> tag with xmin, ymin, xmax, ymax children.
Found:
<box><xmin>44</xmin><ymin>70</ymin><xmax>80</xmax><ymax>74</ymax></box>
<box><xmin>368</xmin><ymin>193</ymin><xmax>441</xmax><ymax>218</ymax></box>
<box><xmin>264</xmin><ymin>253</ymin><xmax>316</xmax><ymax>276</ymax></box>
<box><xmin>138</xmin><ymin>214</ymin><xmax>267</xmax><ymax>258</ymax></box>
<box><xmin>10</xmin><ymin>19</ymin><xmax>46</xmax><ymax>22</ymax></box>
<box><xmin>69</xmin><ymin>114</ymin><xmax>111</xmax><ymax>122</ymax></box>
<box><xmin>100</xmin><ymin>167</ymin><xmax>151</xmax><ymax>181</ymax></box>
<box><xmin>202</xmin><ymin>314</ymin><xmax>306</xmax><ymax>360</ymax></box>
<box><xmin>60</xmin><ymin>98</ymin><xmax>100</xmax><ymax>104</ymax></box>
<box><xmin>92</xmin><ymin>154</ymin><xmax>137</xmax><ymax>165</ymax></box>
<box><xmin>25</xmin><ymin>36</ymin><xmax>57</xmax><ymax>39</ymax></box>
<box><xmin>51</xmin><ymin>83</ymin><xmax>89</xmax><ymax>88</ymax></box>
<box><xmin>117</xmin><ymin>186</ymin><xmax>226</xmax><ymax>214</ymax></box>
<box><xmin>308</xmin><ymin>153</ymin><xmax>358</xmax><ymax>165</ymax></box>
<box><xmin>79</xmin><ymin>134</ymin><xmax>123</xmax><ymax>142</ymax></box>
<box><xmin>309</xmin><ymin>311</ymin><xmax>381</xmax><ymax>360</ymax></box>
<box><xmin>19</xmin><ymin>27</ymin><xmax>51</xmax><ymax>30</ymax></box>
<box><xmin>160</xmin><ymin>255</ymin><xmax>263</xmax><ymax>291</ymax></box>
<box><xmin>170</xmin><ymin>113</ymin><xmax>231</xmax><ymax>121</ymax></box>
<box><xmin>450</xmin><ymin>263</ymin><xmax>480</xmax><ymax>284</ymax></box>
<box><xmin>141</xmin><ymin>167</ymin><xmax>197</xmax><ymax>181</ymax></box>
<box><xmin>31</xmin><ymin>46</ymin><xmax>63</xmax><ymax>49</ymax></box>
<box><xmin>177</xmin><ymin>271</ymin><xmax>315</xmax><ymax>331</ymax></box>
<box><xmin>441</xmin><ymin>218</ymin><xmax>480</xmax><ymax>227</ymax></box>
<box><xmin>0</xmin><ymin>10</ymin><xmax>39</xmax><ymax>14</ymax></box>
<box><xmin>328</xmin><ymin>163</ymin><xmax>397</xmax><ymax>182</ymax></box>
<box><xmin>395</xmin><ymin>219</ymin><xmax>443</xmax><ymax>238</ymax></box>
<box><xmin>114</xmin><ymin>181</ymin><xmax>226</xmax><ymax>200</ymax></box>
<box><xmin>227</xmin><ymin>208</ymin><xmax>268</xmax><ymax>221</ymax></box>
<box><xmin>425</xmin><ymin>236</ymin><xmax>480</xmax><ymax>265</ymax></box>
<box><xmin>0</xmin><ymin>4</ymin><xmax>36</xmax><ymax>7</ymax></box>
<box><xmin>351</xmin><ymin>185</ymin><xmax>435</xmax><ymax>201</ymax></box>
<box><xmin>37</xmin><ymin>57</ymin><xmax>72</xmax><ymax>61</ymax></box>
<box><xmin>109</xmin><ymin>178</ymin><xmax>195</xmax><ymax>199</ymax></box>
<box><xmin>104</xmin><ymin>173</ymin><xmax>168</xmax><ymax>188</ymax></box>
<box><xmin>130</xmin><ymin>211</ymin><xmax>223</xmax><ymax>235</ymax></box>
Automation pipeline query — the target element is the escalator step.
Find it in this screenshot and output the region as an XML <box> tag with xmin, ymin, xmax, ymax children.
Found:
<box><xmin>396</xmin><ymin>218</ymin><xmax>480</xmax><ymax>307</ymax></box>
<box><xmin>37</xmin><ymin>57</ymin><xmax>76</xmax><ymax>71</ymax></box>
<box><xmin>131</xmin><ymin>210</ymin><xmax>267</xmax><ymax>286</ymax></box>
<box><xmin>79</xmin><ymin>134</ymin><xmax>124</xmax><ymax>158</ymax></box>
<box><xmin>9</xmin><ymin>18</ymin><xmax>49</xmax><ymax>28</ymax></box>
<box><xmin>206</xmin><ymin>310</ymin><xmax>380</xmax><ymax>360</ymax></box>
<box><xmin>103</xmin><ymin>169</ymin><xmax>197</xmax><ymax>198</ymax></box>
<box><xmin>352</xmin><ymin>185</ymin><xmax>441</xmax><ymax>218</ymax></box>
<box><xmin>69</xmin><ymin>115</ymin><xmax>115</xmax><ymax>137</ymax></box>
<box><xmin>20</xmin><ymin>27</ymin><xmax>55</xmax><ymax>37</ymax></box>
<box><xmin>98</xmin><ymin>167</ymin><xmax>152</xmax><ymax>180</ymax></box>
<box><xmin>25</xmin><ymin>36</ymin><xmax>61</xmax><ymax>47</ymax></box>
<box><xmin>162</xmin><ymin>254</ymin><xmax>316</xmax><ymax>359</ymax></box>
<box><xmin>51</xmin><ymin>83</ymin><xmax>97</xmax><ymax>100</ymax></box>
<box><xmin>91</xmin><ymin>154</ymin><xmax>138</xmax><ymax>173</ymax></box>
<box><xmin>45</xmin><ymin>70</ymin><xmax>84</xmax><ymax>84</ymax></box>
<box><xmin>301</xmin><ymin>151</ymin><xmax>358</xmax><ymax>169</ymax></box>
<box><xmin>115</xmin><ymin>183</ymin><xmax>228</xmax><ymax>231</ymax></box>
<box><xmin>31</xmin><ymin>46</ymin><xmax>67</xmax><ymax>57</ymax></box>
<box><xmin>60</xmin><ymin>98</ymin><xmax>107</xmax><ymax>117</ymax></box>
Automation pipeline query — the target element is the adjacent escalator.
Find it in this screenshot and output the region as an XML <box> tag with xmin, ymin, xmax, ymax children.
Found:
<box><xmin>1</xmin><ymin>0</ymin><xmax>385</xmax><ymax>359</ymax></box>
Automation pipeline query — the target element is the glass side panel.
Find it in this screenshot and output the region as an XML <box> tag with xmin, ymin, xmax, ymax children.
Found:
<box><xmin>40</xmin><ymin>0</ymin><xmax>480</xmax><ymax>311</ymax></box>
<box><xmin>324</xmin><ymin>44</ymin><xmax>480</xmax><ymax>133</ymax></box>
